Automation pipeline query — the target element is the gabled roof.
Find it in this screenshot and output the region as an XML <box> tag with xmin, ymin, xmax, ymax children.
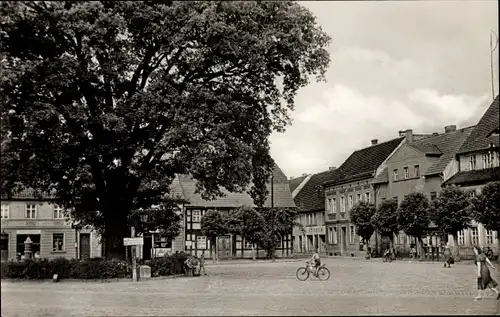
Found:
<box><xmin>326</xmin><ymin>137</ymin><xmax>405</xmax><ymax>186</ymax></box>
<box><xmin>408</xmin><ymin>126</ymin><xmax>475</xmax><ymax>176</ymax></box>
<box><xmin>173</xmin><ymin>164</ymin><xmax>296</xmax><ymax>208</ymax></box>
<box><xmin>288</xmin><ymin>175</ymin><xmax>308</xmax><ymax>194</ymax></box>
<box><xmin>442</xmin><ymin>166</ymin><xmax>500</xmax><ymax>187</ymax></box>
<box><xmin>293</xmin><ymin>169</ymin><xmax>342</xmax><ymax>212</ymax></box>
<box><xmin>458</xmin><ymin>96</ymin><xmax>500</xmax><ymax>154</ymax></box>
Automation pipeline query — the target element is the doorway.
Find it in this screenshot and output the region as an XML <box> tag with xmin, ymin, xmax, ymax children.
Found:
<box><xmin>142</xmin><ymin>235</ymin><xmax>153</xmax><ymax>260</ymax></box>
<box><xmin>341</xmin><ymin>227</ymin><xmax>347</xmax><ymax>255</ymax></box>
<box><xmin>79</xmin><ymin>233</ymin><xmax>91</xmax><ymax>260</ymax></box>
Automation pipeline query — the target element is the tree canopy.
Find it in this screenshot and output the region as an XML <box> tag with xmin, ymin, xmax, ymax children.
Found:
<box><xmin>397</xmin><ymin>193</ymin><xmax>431</xmax><ymax>239</ymax></box>
<box><xmin>371</xmin><ymin>199</ymin><xmax>399</xmax><ymax>240</ymax></box>
<box><xmin>0</xmin><ymin>1</ymin><xmax>330</xmax><ymax>258</ymax></box>
<box><xmin>430</xmin><ymin>186</ymin><xmax>471</xmax><ymax>236</ymax></box>
<box><xmin>349</xmin><ymin>201</ymin><xmax>376</xmax><ymax>244</ymax></box>
<box><xmin>200</xmin><ymin>209</ymin><xmax>228</xmax><ymax>243</ymax></box>
<box><xmin>471</xmin><ymin>181</ymin><xmax>500</xmax><ymax>232</ymax></box>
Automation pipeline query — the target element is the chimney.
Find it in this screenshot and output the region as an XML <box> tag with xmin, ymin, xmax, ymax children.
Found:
<box><xmin>289</xmin><ymin>176</ymin><xmax>294</xmax><ymax>180</ymax></box>
<box><xmin>302</xmin><ymin>173</ymin><xmax>307</xmax><ymax>177</ymax></box>
<box><xmin>371</xmin><ymin>139</ymin><xmax>378</xmax><ymax>145</ymax></box>
<box><xmin>405</xmin><ymin>129</ymin><xmax>413</xmax><ymax>143</ymax></box>
<box><xmin>444</xmin><ymin>125</ymin><xmax>457</xmax><ymax>133</ymax></box>
<box><xmin>329</xmin><ymin>166</ymin><xmax>337</xmax><ymax>171</ymax></box>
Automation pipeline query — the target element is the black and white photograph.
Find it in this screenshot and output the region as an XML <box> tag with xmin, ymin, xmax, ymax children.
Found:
<box><xmin>0</xmin><ymin>1</ymin><xmax>499</xmax><ymax>316</ymax></box>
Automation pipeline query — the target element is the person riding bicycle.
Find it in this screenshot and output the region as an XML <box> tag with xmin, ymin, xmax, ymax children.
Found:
<box><xmin>310</xmin><ymin>248</ymin><xmax>321</xmax><ymax>276</ymax></box>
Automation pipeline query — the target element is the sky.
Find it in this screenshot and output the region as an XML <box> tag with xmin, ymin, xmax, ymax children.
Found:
<box><xmin>270</xmin><ymin>1</ymin><xmax>499</xmax><ymax>178</ymax></box>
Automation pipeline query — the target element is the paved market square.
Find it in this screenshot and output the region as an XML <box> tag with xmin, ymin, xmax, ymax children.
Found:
<box><xmin>1</xmin><ymin>258</ymin><xmax>498</xmax><ymax>316</ymax></box>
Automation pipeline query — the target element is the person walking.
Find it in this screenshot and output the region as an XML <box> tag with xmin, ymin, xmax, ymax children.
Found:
<box><xmin>443</xmin><ymin>245</ymin><xmax>452</xmax><ymax>268</ymax></box>
<box><xmin>473</xmin><ymin>245</ymin><xmax>500</xmax><ymax>301</ymax></box>
<box><xmin>200</xmin><ymin>250</ymin><xmax>207</xmax><ymax>275</ymax></box>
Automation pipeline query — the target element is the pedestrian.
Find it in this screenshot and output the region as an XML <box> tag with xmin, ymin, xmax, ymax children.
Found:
<box><xmin>443</xmin><ymin>245</ymin><xmax>452</xmax><ymax>268</ymax></box>
<box><xmin>473</xmin><ymin>245</ymin><xmax>500</xmax><ymax>301</ymax></box>
<box><xmin>200</xmin><ymin>250</ymin><xmax>207</xmax><ymax>275</ymax></box>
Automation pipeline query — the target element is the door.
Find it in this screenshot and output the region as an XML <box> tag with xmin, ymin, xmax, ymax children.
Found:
<box><xmin>80</xmin><ymin>233</ymin><xmax>91</xmax><ymax>260</ymax></box>
<box><xmin>217</xmin><ymin>235</ymin><xmax>231</xmax><ymax>259</ymax></box>
<box><xmin>341</xmin><ymin>227</ymin><xmax>347</xmax><ymax>255</ymax></box>
<box><xmin>142</xmin><ymin>235</ymin><xmax>152</xmax><ymax>260</ymax></box>
<box><xmin>0</xmin><ymin>232</ymin><xmax>8</xmax><ymax>261</ymax></box>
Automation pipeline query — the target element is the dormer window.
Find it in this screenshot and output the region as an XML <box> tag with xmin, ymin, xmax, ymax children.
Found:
<box><xmin>469</xmin><ymin>155</ymin><xmax>476</xmax><ymax>170</ymax></box>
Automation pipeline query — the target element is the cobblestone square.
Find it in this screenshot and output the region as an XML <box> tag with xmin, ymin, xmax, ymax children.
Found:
<box><xmin>1</xmin><ymin>258</ymin><xmax>498</xmax><ymax>316</ymax></box>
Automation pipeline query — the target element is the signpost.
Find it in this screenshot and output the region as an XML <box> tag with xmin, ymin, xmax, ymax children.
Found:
<box><xmin>124</xmin><ymin>232</ymin><xmax>143</xmax><ymax>282</ymax></box>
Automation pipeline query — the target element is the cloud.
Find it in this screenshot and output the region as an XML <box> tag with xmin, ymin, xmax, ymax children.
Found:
<box><xmin>271</xmin><ymin>84</ymin><xmax>489</xmax><ymax>178</ymax></box>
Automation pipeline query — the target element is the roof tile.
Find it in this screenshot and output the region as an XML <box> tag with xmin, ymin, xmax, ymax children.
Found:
<box><xmin>293</xmin><ymin>169</ymin><xmax>342</xmax><ymax>212</ymax></box>
<box><xmin>458</xmin><ymin>96</ymin><xmax>500</xmax><ymax>154</ymax></box>
<box><xmin>442</xmin><ymin>166</ymin><xmax>500</xmax><ymax>186</ymax></box>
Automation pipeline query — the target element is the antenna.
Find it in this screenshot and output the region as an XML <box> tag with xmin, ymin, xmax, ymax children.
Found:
<box><xmin>490</xmin><ymin>29</ymin><xmax>499</xmax><ymax>100</ymax></box>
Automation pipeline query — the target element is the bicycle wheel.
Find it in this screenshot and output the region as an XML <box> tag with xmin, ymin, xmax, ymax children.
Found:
<box><xmin>296</xmin><ymin>267</ymin><xmax>310</xmax><ymax>281</ymax></box>
<box><xmin>317</xmin><ymin>267</ymin><xmax>330</xmax><ymax>281</ymax></box>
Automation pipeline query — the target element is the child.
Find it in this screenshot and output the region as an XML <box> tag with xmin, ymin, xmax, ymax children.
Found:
<box><xmin>310</xmin><ymin>248</ymin><xmax>321</xmax><ymax>276</ymax></box>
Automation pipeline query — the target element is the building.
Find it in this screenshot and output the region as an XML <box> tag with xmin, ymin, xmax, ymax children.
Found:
<box><xmin>291</xmin><ymin>168</ymin><xmax>339</xmax><ymax>255</ymax></box>
<box><xmin>323</xmin><ymin>137</ymin><xmax>405</xmax><ymax>256</ymax></box>
<box><xmin>163</xmin><ymin>164</ymin><xmax>296</xmax><ymax>260</ymax></box>
<box><xmin>443</xmin><ymin>96</ymin><xmax>500</xmax><ymax>257</ymax></box>
<box><xmin>372</xmin><ymin>125</ymin><xmax>475</xmax><ymax>255</ymax></box>
<box><xmin>0</xmin><ymin>189</ymin><xmax>102</xmax><ymax>261</ymax></box>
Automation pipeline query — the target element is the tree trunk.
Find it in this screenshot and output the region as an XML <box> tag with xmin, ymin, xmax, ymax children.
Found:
<box><xmin>104</xmin><ymin>219</ymin><xmax>129</xmax><ymax>260</ymax></box>
<box><xmin>251</xmin><ymin>244</ymin><xmax>256</xmax><ymax>262</ymax></box>
<box><xmin>452</xmin><ymin>233</ymin><xmax>460</xmax><ymax>262</ymax></box>
<box><xmin>364</xmin><ymin>238</ymin><xmax>371</xmax><ymax>259</ymax></box>
<box><xmin>389</xmin><ymin>236</ymin><xmax>395</xmax><ymax>257</ymax></box>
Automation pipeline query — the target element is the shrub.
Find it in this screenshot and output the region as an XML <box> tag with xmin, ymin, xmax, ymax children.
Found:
<box><xmin>1</xmin><ymin>253</ymin><xmax>189</xmax><ymax>280</ymax></box>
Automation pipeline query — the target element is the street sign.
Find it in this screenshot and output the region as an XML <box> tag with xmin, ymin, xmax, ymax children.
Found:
<box><xmin>123</xmin><ymin>237</ymin><xmax>144</xmax><ymax>246</ymax></box>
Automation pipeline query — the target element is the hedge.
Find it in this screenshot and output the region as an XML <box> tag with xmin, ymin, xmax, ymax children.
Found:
<box><xmin>1</xmin><ymin>253</ymin><xmax>189</xmax><ymax>280</ymax></box>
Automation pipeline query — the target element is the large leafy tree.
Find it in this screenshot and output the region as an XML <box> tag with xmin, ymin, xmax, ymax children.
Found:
<box><xmin>0</xmin><ymin>1</ymin><xmax>330</xmax><ymax>258</ymax></box>
<box><xmin>430</xmin><ymin>186</ymin><xmax>471</xmax><ymax>261</ymax></box>
<box><xmin>229</xmin><ymin>205</ymin><xmax>266</xmax><ymax>261</ymax></box>
<box><xmin>371</xmin><ymin>199</ymin><xmax>399</xmax><ymax>254</ymax></box>
<box><xmin>397</xmin><ymin>193</ymin><xmax>431</xmax><ymax>261</ymax></box>
<box><xmin>470</xmin><ymin>181</ymin><xmax>500</xmax><ymax>261</ymax></box>
<box><xmin>349</xmin><ymin>201</ymin><xmax>376</xmax><ymax>254</ymax></box>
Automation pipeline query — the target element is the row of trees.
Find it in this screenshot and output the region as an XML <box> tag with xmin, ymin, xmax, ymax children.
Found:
<box><xmin>350</xmin><ymin>182</ymin><xmax>500</xmax><ymax>261</ymax></box>
<box><xmin>200</xmin><ymin>206</ymin><xmax>302</xmax><ymax>261</ymax></box>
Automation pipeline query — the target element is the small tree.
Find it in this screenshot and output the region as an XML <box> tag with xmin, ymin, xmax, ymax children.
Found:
<box><xmin>397</xmin><ymin>193</ymin><xmax>431</xmax><ymax>261</ymax></box>
<box><xmin>201</xmin><ymin>209</ymin><xmax>228</xmax><ymax>262</ymax></box>
<box><xmin>470</xmin><ymin>181</ymin><xmax>500</xmax><ymax>262</ymax></box>
<box><xmin>372</xmin><ymin>199</ymin><xmax>399</xmax><ymax>256</ymax></box>
<box><xmin>260</xmin><ymin>207</ymin><xmax>301</xmax><ymax>260</ymax></box>
<box><xmin>350</xmin><ymin>201</ymin><xmax>376</xmax><ymax>256</ymax></box>
<box><xmin>430</xmin><ymin>186</ymin><xmax>472</xmax><ymax>261</ymax></box>
<box><xmin>232</xmin><ymin>205</ymin><xmax>267</xmax><ymax>261</ymax></box>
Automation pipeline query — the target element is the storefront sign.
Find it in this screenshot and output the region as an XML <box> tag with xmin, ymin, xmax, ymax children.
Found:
<box><xmin>16</xmin><ymin>230</ymin><xmax>41</xmax><ymax>235</ymax></box>
<box><xmin>307</xmin><ymin>226</ymin><xmax>325</xmax><ymax>235</ymax></box>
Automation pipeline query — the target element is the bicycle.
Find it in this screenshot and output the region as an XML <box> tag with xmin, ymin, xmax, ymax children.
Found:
<box><xmin>296</xmin><ymin>260</ymin><xmax>330</xmax><ymax>281</ymax></box>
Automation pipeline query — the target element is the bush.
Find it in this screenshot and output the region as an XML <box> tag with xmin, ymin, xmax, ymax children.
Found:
<box><xmin>138</xmin><ymin>252</ymin><xmax>188</xmax><ymax>277</ymax></box>
<box><xmin>1</xmin><ymin>253</ymin><xmax>189</xmax><ymax>280</ymax></box>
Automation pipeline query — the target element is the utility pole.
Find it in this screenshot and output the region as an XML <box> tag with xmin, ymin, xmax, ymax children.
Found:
<box><xmin>131</xmin><ymin>226</ymin><xmax>137</xmax><ymax>282</ymax></box>
<box><xmin>271</xmin><ymin>174</ymin><xmax>275</xmax><ymax>262</ymax></box>
<box><xmin>490</xmin><ymin>29</ymin><xmax>499</xmax><ymax>100</ymax></box>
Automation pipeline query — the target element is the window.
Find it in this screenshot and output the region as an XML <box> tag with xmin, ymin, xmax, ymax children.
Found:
<box><xmin>365</xmin><ymin>192</ymin><xmax>371</xmax><ymax>203</ymax></box>
<box><xmin>469</xmin><ymin>190</ymin><xmax>476</xmax><ymax>198</ymax></box>
<box><xmin>1</xmin><ymin>204</ymin><xmax>9</xmax><ymax>219</ymax></box>
<box><xmin>414</xmin><ymin>165</ymin><xmax>420</xmax><ymax>178</ymax></box>
<box><xmin>471</xmin><ymin>227</ymin><xmax>479</xmax><ymax>245</ymax></box>
<box><xmin>197</xmin><ymin>236</ymin><xmax>207</xmax><ymax>249</ymax></box>
<box><xmin>469</xmin><ymin>155</ymin><xmax>476</xmax><ymax>170</ymax></box>
<box><xmin>53</xmin><ymin>206</ymin><xmax>64</xmax><ymax>219</ymax></box>
<box><xmin>327</xmin><ymin>199</ymin><xmax>333</xmax><ymax>213</ymax></box>
<box><xmin>348</xmin><ymin>195</ymin><xmax>353</xmax><ymax>210</ymax></box>
<box><xmin>403</xmin><ymin>167</ymin><xmax>409</xmax><ymax>179</ymax></box>
<box><xmin>52</xmin><ymin>233</ymin><xmax>65</xmax><ymax>252</ymax></box>
<box><xmin>25</xmin><ymin>204</ymin><xmax>36</xmax><ymax>219</ymax></box>
<box><xmin>349</xmin><ymin>225</ymin><xmax>355</xmax><ymax>244</ymax></box>
<box><xmin>483</xmin><ymin>152</ymin><xmax>493</xmax><ymax>168</ymax></box>
<box><xmin>356</xmin><ymin>193</ymin><xmax>361</xmax><ymax>202</ymax></box>
<box><xmin>192</xmin><ymin>223</ymin><xmax>201</xmax><ymax>230</ymax></box>
<box><xmin>486</xmin><ymin>230</ymin><xmax>494</xmax><ymax>245</ymax></box>
<box><xmin>331</xmin><ymin>198</ymin><xmax>336</xmax><ymax>214</ymax></box>
<box><xmin>340</xmin><ymin>196</ymin><xmax>345</xmax><ymax>213</ymax></box>
<box><xmin>393</xmin><ymin>169</ymin><xmax>399</xmax><ymax>181</ymax></box>
<box><xmin>192</xmin><ymin>210</ymin><xmax>201</xmax><ymax>222</ymax></box>
<box><xmin>430</xmin><ymin>192</ymin><xmax>437</xmax><ymax>201</ymax></box>
<box><xmin>328</xmin><ymin>227</ymin><xmax>338</xmax><ymax>244</ymax></box>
